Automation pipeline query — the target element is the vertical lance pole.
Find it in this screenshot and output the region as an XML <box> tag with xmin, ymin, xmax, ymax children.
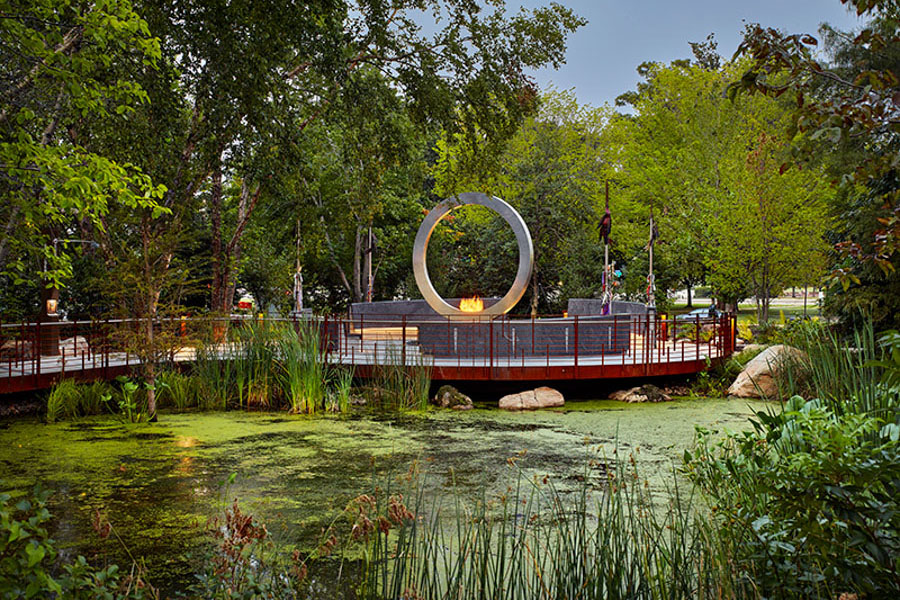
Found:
<box><xmin>603</xmin><ymin>180</ymin><xmax>609</xmax><ymax>298</ymax></box>
<box><xmin>603</xmin><ymin>181</ymin><xmax>610</xmax><ymax>311</ymax></box>
<box><xmin>366</xmin><ymin>225</ymin><xmax>373</xmax><ymax>303</ymax></box>
<box><xmin>648</xmin><ymin>208</ymin><xmax>655</xmax><ymax>310</ymax></box>
<box><xmin>294</xmin><ymin>219</ymin><xmax>303</xmax><ymax>314</ymax></box>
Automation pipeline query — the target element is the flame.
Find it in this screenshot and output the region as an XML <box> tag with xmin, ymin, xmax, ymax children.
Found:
<box><xmin>459</xmin><ymin>296</ymin><xmax>484</xmax><ymax>312</ymax></box>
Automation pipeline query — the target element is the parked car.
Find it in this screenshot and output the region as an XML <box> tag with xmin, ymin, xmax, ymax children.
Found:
<box><xmin>675</xmin><ymin>306</ymin><xmax>719</xmax><ymax>321</ymax></box>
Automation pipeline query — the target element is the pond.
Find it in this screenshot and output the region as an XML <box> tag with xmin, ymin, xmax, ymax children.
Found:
<box><xmin>0</xmin><ymin>397</ymin><xmax>763</xmax><ymax>592</ymax></box>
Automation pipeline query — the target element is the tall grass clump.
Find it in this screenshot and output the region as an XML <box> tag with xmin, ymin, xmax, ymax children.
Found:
<box><xmin>369</xmin><ymin>349</ymin><xmax>431</xmax><ymax>411</ymax></box>
<box><xmin>776</xmin><ymin>320</ymin><xmax>896</xmax><ymax>418</ymax></box>
<box><xmin>46</xmin><ymin>379</ymin><xmax>80</xmax><ymax>422</ymax></box>
<box><xmin>329</xmin><ymin>365</ymin><xmax>354</xmax><ymax>413</ymax></box>
<box><xmin>193</xmin><ymin>340</ymin><xmax>236</xmax><ymax>410</ymax></box>
<box><xmin>45</xmin><ymin>379</ymin><xmax>114</xmax><ymax>421</ymax></box>
<box><xmin>278</xmin><ymin>323</ymin><xmax>326</xmax><ymax>414</ymax></box>
<box><xmin>354</xmin><ymin>452</ymin><xmax>747</xmax><ymax>600</ymax></box>
<box><xmin>156</xmin><ymin>369</ymin><xmax>198</xmax><ymax>410</ymax></box>
<box><xmin>78</xmin><ymin>380</ymin><xmax>114</xmax><ymax>415</ymax></box>
<box><xmin>232</xmin><ymin>320</ymin><xmax>280</xmax><ymax>409</ymax></box>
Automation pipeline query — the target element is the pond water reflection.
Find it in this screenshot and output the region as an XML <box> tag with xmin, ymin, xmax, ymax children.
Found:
<box><xmin>0</xmin><ymin>397</ymin><xmax>763</xmax><ymax>592</ymax></box>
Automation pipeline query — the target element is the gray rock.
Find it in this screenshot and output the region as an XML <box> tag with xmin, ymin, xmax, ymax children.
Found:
<box><xmin>609</xmin><ymin>384</ymin><xmax>672</xmax><ymax>403</ymax></box>
<box><xmin>499</xmin><ymin>386</ymin><xmax>564</xmax><ymax>410</ymax></box>
<box><xmin>0</xmin><ymin>339</ymin><xmax>32</xmax><ymax>360</ymax></box>
<box><xmin>59</xmin><ymin>336</ymin><xmax>89</xmax><ymax>356</ymax></box>
<box><xmin>431</xmin><ymin>385</ymin><xmax>473</xmax><ymax>410</ymax></box>
<box><xmin>727</xmin><ymin>344</ymin><xmax>806</xmax><ymax>399</ymax></box>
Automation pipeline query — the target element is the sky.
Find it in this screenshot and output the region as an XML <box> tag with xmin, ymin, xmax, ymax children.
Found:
<box><xmin>516</xmin><ymin>0</ymin><xmax>865</xmax><ymax>107</ymax></box>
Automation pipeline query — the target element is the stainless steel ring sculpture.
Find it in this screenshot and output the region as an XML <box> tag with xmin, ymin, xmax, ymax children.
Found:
<box><xmin>413</xmin><ymin>192</ymin><xmax>534</xmax><ymax>317</ymax></box>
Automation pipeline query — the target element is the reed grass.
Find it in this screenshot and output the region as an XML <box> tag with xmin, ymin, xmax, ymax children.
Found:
<box><xmin>45</xmin><ymin>379</ymin><xmax>115</xmax><ymax>421</ymax></box>
<box><xmin>233</xmin><ymin>321</ymin><xmax>281</xmax><ymax>409</ymax></box>
<box><xmin>329</xmin><ymin>365</ymin><xmax>354</xmax><ymax>413</ymax></box>
<box><xmin>79</xmin><ymin>380</ymin><xmax>114</xmax><ymax>415</ymax></box>
<box><xmin>46</xmin><ymin>379</ymin><xmax>80</xmax><ymax>422</ymax></box>
<box><xmin>369</xmin><ymin>348</ymin><xmax>432</xmax><ymax>411</ymax></box>
<box><xmin>278</xmin><ymin>323</ymin><xmax>326</xmax><ymax>414</ymax></box>
<box><xmin>156</xmin><ymin>369</ymin><xmax>197</xmax><ymax>410</ymax></box>
<box><xmin>776</xmin><ymin>320</ymin><xmax>896</xmax><ymax>419</ymax></box>
<box><xmin>193</xmin><ymin>342</ymin><xmax>233</xmax><ymax>411</ymax></box>
<box><xmin>356</xmin><ymin>453</ymin><xmax>749</xmax><ymax>600</ymax></box>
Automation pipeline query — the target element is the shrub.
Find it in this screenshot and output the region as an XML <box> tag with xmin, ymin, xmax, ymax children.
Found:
<box><xmin>0</xmin><ymin>486</ymin><xmax>156</xmax><ymax>599</ymax></box>
<box><xmin>685</xmin><ymin>397</ymin><xmax>900</xmax><ymax>598</ymax></box>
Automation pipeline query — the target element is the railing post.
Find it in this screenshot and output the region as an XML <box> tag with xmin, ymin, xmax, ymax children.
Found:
<box><xmin>489</xmin><ymin>317</ymin><xmax>494</xmax><ymax>380</ymax></box>
<box><xmin>573</xmin><ymin>316</ymin><xmax>579</xmax><ymax>378</ymax></box>
<box><xmin>401</xmin><ymin>315</ymin><xmax>407</xmax><ymax>367</ymax></box>
<box><xmin>695</xmin><ymin>315</ymin><xmax>700</xmax><ymax>364</ymax></box>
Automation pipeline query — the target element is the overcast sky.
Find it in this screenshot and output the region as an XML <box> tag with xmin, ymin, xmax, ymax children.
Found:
<box><xmin>516</xmin><ymin>0</ymin><xmax>864</xmax><ymax>107</ymax></box>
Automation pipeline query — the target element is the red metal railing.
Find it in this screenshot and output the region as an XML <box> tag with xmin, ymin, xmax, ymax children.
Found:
<box><xmin>0</xmin><ymin>312</ymin><xmax>736</xmax><ymax>393</ymax></box>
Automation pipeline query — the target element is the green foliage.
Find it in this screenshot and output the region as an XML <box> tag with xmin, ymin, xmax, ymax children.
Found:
<box><xmin>685</xmin><ymin>398</ymin><xmax>900</xmax><ymax>597</ymax></box>
<box><xmin>0</xmin><ymin>486</ymin><xmax>156</xmax><ymax>599</ymax></box>
<box><xmin>613</xmin><ymin>57</ymin><xmax>830</xmax><ymax>319</ymax></box>
<box><xmin>156</xmin><ymin>369</ymin><xmax>198</xmax><ymax>410</ymax></box>
<box><xmin>369</xmin><ymin>351</ymin><xmax>432</xmax><ymax>412</ymax></box>
<box><xmin>278</xmin><ymin>324</ymin><xmax>327</xmax><ymax>414</ymax></box>
<box><xmin>114</xmin><ymin>377</ymin><xmax>147</xmax><ymax>423</ymax></box>
<box><xmin>329</xmin><ymin>366</ymin><xmax>354</xmax><ymax>414</ymax></box>
<box><xmin>45</xmin><ymin>379</ymin><xmax>114</xmax><ymax>422</ymax></box>
<box><xmin>732</xmin><ymin>3</ymin><xmax>900</xmax><ymax>277</ymax></box>
<box><xmin>0</xmin><ymin>0</ymin><xmax>167</xmax><ymax>289</ymax></box>
<box><xmin>0</xmin><ymin>487</ymin><xmax>59</xmax><ymax>598</ymax></box>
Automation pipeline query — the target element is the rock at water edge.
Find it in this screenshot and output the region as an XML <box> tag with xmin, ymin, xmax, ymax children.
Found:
<box><xmin>499</xmin><ymin>386</ymin><xmax>564</xmax><ymax>410</ymax></box>
<box><xmin>727</xmin><ymin>344</ymin><xmax>806</xmax><ymax>399</ymax></box>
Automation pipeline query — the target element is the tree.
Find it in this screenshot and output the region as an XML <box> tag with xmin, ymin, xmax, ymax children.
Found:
<box><xmin>730</xmin><ymin>1</ymin><xmax>900</xmax><ymax>329</ymax></box>
<box><xmin>730</xmin><ymin>0</ymin><xmax>900</xmax><ymax>274</ymax></box>
<box><xmin>0</xmin><ymin>0</ymin><xmax>166</xmax><ymax>291</ymax></box>
<box><xmin>433</xmin><ymin>89</ymin><xmax>614</xmax><ymax>315</ymax></box>
<box><xmin>611</xmin><ymin>56</ymin><xmax>831</xmax><ymax>321</ymax></box>
<box><xmin>120</xmin><ymin>0</ymin><xmax>584</xmax><ymax>316</ymax></box>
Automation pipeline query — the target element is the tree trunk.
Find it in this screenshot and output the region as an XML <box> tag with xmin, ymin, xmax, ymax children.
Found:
<box><xmin>210</xmin><ymin>172</ymin><xmax>262</xmax><ymax>314</ymax></box>
<box><xmin>210</xmin><ymin>164</ymin><xmax>225</xmax><ymax>313</ymax></box>
<box><xmin>352</xmin><ymin>226</ymin><xmax>364</xmax><ymax>303</ymax></box>
<box><xmin>686</xmin><ymin>283</ymin><xmax>693</xmax><ymax>308</ymax></box>
<box><xmin>530</xmin><ymin>267</ymin><xmax>539</xmax><ymax>319</ymax></box>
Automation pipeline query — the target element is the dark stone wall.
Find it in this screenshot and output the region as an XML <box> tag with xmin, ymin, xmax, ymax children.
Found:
<box><xmin>349</xmin><ymin>298</ymin><xmax>501</xmax><ymax>327</ymax></box>
<box><xmin>566</xmin><ymin>299</ymin><xmax>649</xmax><ymax>316</ymax></box>
<box><xmin>345</xmin><ymin>298</ymin><xmax>651</xmax><ymax>358</ymax></box>
<box><xmin>417</xmin><ymin>315</ymin><xmax>631</xmax><ymax>358</ymax></box>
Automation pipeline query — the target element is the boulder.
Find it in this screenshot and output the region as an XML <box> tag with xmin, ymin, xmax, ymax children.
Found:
<box><xmin>609</xmin><ymin>384</ymin><xmax>672</xmax><ymax>403</ymax></box>
<box><xmin>661</xmin><ymin>384</ymin><xmax>690</xmax><ymax>397</ymax></box>
<box><xmin>0</xmin><ymin>339</ymin><xmax>33</xmax><ymax>360</ymax></box>
<box><xmin>59</xmin><ymin>336</ymin><xmax>90</xmax><ymax>356</ymax></box>
<box><xmin>741</xmin><ymin>344</ymin><xmax>767</xmax><ymax>355</ymax></box>
<box><xmin>431</xmin><ymin>385</ymin><xmax>473</xmax><ymax>410</ymax></box>
<box><xmin>499</xmin><ymin>386</ymin><xmax>564</xmax><ymax>410</ymax></box>
<box><xmin>727</xmin><ymin>344</ymin><xmax>806</xmax><ymax>399</ymax></box>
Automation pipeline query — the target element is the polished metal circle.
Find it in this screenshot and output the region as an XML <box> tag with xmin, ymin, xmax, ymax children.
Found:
<box><xmin>412</xmin><ymin>193</ymin><xmax>534</xmax><ymax>317</ymax></box>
